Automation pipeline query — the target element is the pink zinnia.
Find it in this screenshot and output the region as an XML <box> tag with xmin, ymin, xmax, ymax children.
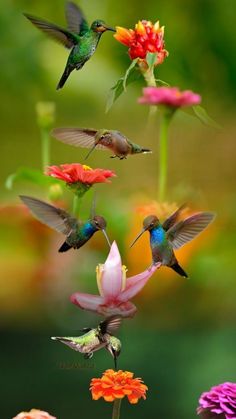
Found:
<box><xmin>197</xmin><ymin>382</ymin><xmax>236</xmax><ymax>419</ymax></box>
<box><xmin>139</xmin><ymin>86</ymin><xmax>201</xmax><ymax>108</ymax></box>
<box><xmin>12</xmin><ymin>409</ymin><xmax>56</xmax><ymax>419</ymax></box>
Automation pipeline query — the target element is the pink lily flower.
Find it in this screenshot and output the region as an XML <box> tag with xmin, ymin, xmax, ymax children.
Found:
<box><xmin>70</xmin><ymin>241</ymin><xmax>160</xmax><ymax>318</ymax></box>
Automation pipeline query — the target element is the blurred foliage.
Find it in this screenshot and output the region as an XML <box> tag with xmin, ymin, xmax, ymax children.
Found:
<box><xmin>0</xmin><ymin>0</ymin><xmax>236</xmax><ymax>418</ymax></box>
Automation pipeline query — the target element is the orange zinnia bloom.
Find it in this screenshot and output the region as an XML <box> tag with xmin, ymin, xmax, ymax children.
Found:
<box><xmin>90</xmin><ymin>369</ymin><xmax>148</xmax><ymax>404</ymax></box>
<box><xmin>46</xmin><ymin>163</ymin><xmax>115</xmax><ymax>185</ymax></box>
<box><xmin>114</xmin><ymin>20</ymin><xmax>168</xmax><ymax>64</ymax></box>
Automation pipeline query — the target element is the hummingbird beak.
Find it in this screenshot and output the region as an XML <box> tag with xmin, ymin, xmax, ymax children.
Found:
<box><xmin>130</xmin><ymin>228</ymin><xmax>146</xmax><ymax>248</ymax></box>
<box><xmin>84</xmin><ymin>144</ymin><xmax>97</xmax><ymax>161</ymax></box>
<box><xmin>113</xmin><ymin>354</ymin><xmax>118</xmax><ymax>371</ymax></box>
<box><xmin>102</xmin><ymin>229</ymin><xmax>111</xmax><ymax>247</ymax></box>
<box><xmin>104</xmin><ymin>25</ymin><xmax>116</xmax><ymax>32</ymax></box>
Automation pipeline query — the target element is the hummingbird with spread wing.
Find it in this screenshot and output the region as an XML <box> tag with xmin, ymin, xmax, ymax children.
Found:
<box><xmin>24</xmin><ymin>2</ymin><xmax>115</xmax><ymax>89</ymax></box>
<box><xmin>51</xmin><ymin>127</ymin><xmax>152</xmax><ymax>160</ymax></box>
<box><xmin>52</xmin><ymin>315</ymin><xmax>122</xmax><ymax>369</ymax></box>
<box><xmin>20</xmin><ymin>195</ymin><xmax>110</xmax><ymax>253</ymax></box>
<box><xmin>130</xmin><ymin>205</ymin><xmax>215</xmax><ymax>278</ymax></box>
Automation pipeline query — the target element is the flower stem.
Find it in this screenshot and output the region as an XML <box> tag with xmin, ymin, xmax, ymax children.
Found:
<box><xmin>158</xmin><ymin>113</ymin><xmax>172</xmax><ymax>202</ymax></box>
<box><xmin>112</xmin><ymin>399</ymin><xmax>122</xmax><ymax>419</ymax></box>
<box><xmin>144</xmin><ymin>67</ymin><xmax>157</xmax><ymax>121</ymax></box>
<box><xmin>41</xmin><ymin>127</ymin><xmax>50</xmax><ymax>171</ymax></box>
<box><xmin>73</xmin><ymin>195</ymin><xmax>81</xmax><ymax>217</ymax></box>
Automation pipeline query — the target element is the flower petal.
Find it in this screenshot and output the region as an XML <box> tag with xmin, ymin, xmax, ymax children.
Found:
<box><xmin>118</xmin><ymin>264</ymin><xmax>160</xmax><ymax>301</ymax></box>
<box><xmin>98</xmin><ymin>241</ymin><xmax>124</xmax><ymax>299</ymax></box>
<box><xmin>70</xmin><ymin>293</ymin><xmax>105</xmax><ymax>311</ymax></box>
<box><xmin>96</xmin><ymin>301</ymin><xmax>137</xmax><ymax>318</ymax></box>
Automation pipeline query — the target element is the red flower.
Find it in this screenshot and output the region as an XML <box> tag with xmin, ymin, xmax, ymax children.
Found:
<box><xmin>114</xmin><ymin>20</ymin><xmax>168</xmax><ymax>64</ymax></box>
<box><xmin>90</xmin><ymin>369</ymin><xmax>148</xmax><ymax>404</ymax></box>
<box><xmin>46</xmin><ymin>164</ymin><xmax>116</xmax><ymax>197</ymax></box>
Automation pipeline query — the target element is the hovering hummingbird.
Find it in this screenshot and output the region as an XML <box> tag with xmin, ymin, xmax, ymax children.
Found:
<box><xmin>51</xmin><ymin>315</ymin><xmax>122</xmax><ymax>369</ymax></box>
<box><xmin>20</xmin><ymin>195</ymin><xmax>110</xmax><ymax>253</ymax></box>
<box><xmin>51</xmin><ymin>127</ymin><xmax>152</xmax><ymax>160</ymax></box>
<box><xmin>130</xmin><ymin>205</ymin><xmax>215</xmax><ymax>278</ymax></box>
<box><xmin>23</xmin><ymin>2</ymin><xmax>115</xmax><ymax>89</ymax></box>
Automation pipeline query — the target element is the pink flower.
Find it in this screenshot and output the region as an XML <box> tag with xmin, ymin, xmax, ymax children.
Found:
<box><xmin>12</xmin><ymin>409</ymin><xmax>56</xmax><ymax>419</ymax></box>
<box><xmin>197</xmin><ymin>382</ymin><xmax>236</xmax><ymax>419</ymax></box>
<box><xmin>138</xmin><ymin>87</ymin><xmax>201</xmax><ymax>108</ymax></box>
<box><xmin>71</xmin><ymin>241</ymin><xmax>160</xmax><ymax>318</ymax></box>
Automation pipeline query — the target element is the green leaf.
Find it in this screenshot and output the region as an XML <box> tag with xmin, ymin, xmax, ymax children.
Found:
<box><xmin>5</xmin><ymin>167</ymin><xmax>62</xmax><ymax>190</ymax></box>
<box><xmin>156</xmin><ymin>78</ymin><xmax>170</xmax><ymax>87</ymax></box>
<box><xmin>192</xmin><ymin>105</ymin><xmax>221</xmax><ymax>129</ymax></box>
<box><xmin>106</xmin><ymin>62</ymin><xmax>140</xmax><ymax>112</ymax></box>
<box><xmin>146</xmin><ymin>52</ymin><xmax>157</xmax><ymax>70</ymax></box>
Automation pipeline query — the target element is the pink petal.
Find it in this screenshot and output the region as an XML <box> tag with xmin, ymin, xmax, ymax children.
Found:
<box><xmin>70</xmin><ymin>293</ymin><xmax>105</xmax><ymax>311</ymax></box>
<box><xmin>96</xmin><ymin>301</ymin><xmax>137</xmax><ymax>318</ymax></box>
<box><xmin>98</xmin><ymin>241</ymin><xmax>124</xmax><ymax>299</ymax></box>
<box><xmin>118</xmin><ymin>263</ymin><xmax>160</xmax><ymax>302</ymax></box>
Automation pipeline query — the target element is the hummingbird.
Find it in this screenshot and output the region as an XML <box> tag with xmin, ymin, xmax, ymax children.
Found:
<box><xmin>23</xmin><ymin>2</ymin><xmax>115</xmax><ymax>89</ymax></box>
<box><xmin>130</xmin><ymin>205</ymin><xmax>215</xmax><ymax>278</ymax></box>
<box><xmin>51</xmin><ymin>315</ymin><xmax>122</xmax><ymax>369</ymax></box>
<box><xmin>20</xmin><ymin>195</ymin><xmax>111</xmax><ymax>253</ymax></box>
<box><xmin>51</xmin><ymin>127</ymin><xmax>152</xmax><ymax>160</ymax></box>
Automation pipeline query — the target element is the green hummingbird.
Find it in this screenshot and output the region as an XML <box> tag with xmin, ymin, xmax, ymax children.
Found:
<box><xmin>51</xmin><ymin>127</ymin><xmax>152</xmax><ymax>160</ymax></box>
<box><xmin>52</xmin><ymin>315</ymin><xmax>122</xmax><ymax>369</ymax></box>
<box><xmin>20</xmin><ymin>195</ymin><xmax>111</xmax><ymax>253</ymax></box>
<box><xmin>130</xmin><ymin>205</ymin><xmax>215</xmax><ymax>278</ymax></box>
<box><xmin>23</xmin><ymin>2</ymin><xmax>115</xmax><ymax>89</ymax></box>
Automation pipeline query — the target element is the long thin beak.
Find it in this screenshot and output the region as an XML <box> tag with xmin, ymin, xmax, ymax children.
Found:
<box><xmin>102</xmin><ymin>229</ymin><xmax>111</xmax><ymax>247</ymax></box>
<box><xmin>130</xmin><ymin>229</ymin><xmax>146</xmax><ymax>248</ymax></box>
<box><xmin>84</xmin><ymin>144</ymin><xmax>97</xmax><ymax>161</ymax></box>
<box><xmin>104</xmin><ymin>25</ymin><xmax>116</xmax><ymax>32</ymax></box>
<box><xmin>114</xmin><ymin>355</ymin><xmax>117</xmax><ymax>371</ymax></box>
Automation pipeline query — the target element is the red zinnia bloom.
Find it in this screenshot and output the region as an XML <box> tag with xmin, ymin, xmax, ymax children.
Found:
<box><xmin>114</xmin><ymin>20</ymin><xmax>168</xmax><ymax>65</ymax></box>
<box><xmin>139</xmin><ymin>87</ymin><xmax>201</xmax><ymax>108</ymax></box>
<box><xmin>90</xmin><ymin>369</ymin><xmax>148</xmax><ymax>404</ymax></box>
<box><xmin>46</xmin><ymin>164</ymin><xmax>116</xmax><ymax>197</ymax></box>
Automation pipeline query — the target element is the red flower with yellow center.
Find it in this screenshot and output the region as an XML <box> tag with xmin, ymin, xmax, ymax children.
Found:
<box><xmin>90</xmin><ymin>369</ymin><xmax>148</xmax><ymax>404</ymax></box>
<box><xmin>114</xmin><ymin>20</ymin><xmax>168</xmax><ymax>64</ymax></box>
<box><xmin>46</xmin><ymin>163</ymin><xmax>116</xmax><ymax>197</ymax></box>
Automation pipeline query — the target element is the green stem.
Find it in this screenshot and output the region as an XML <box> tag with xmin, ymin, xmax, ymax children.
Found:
<box><xmin>73</xmin><ymin>195</ymin><xmax>81</xmax><ymax>217</ymax></box>
<box><xmin>41</xmin><ymin>127</ymin><xmax>50</xmax><ymax>170</ymax></box>
<box><xmin>112</xmin><ymin>399</ymin><xmax>122</xmax><ymax>419</ymax></box>
<box><xmin>143</xmin><ymin>67</ymin><xmax>157</xmax><ymax>121</ymax></box>
<box><xmin>159</xmin><ymin>114</ymin><xmax>172</xmax><ymax>202</ymax></box>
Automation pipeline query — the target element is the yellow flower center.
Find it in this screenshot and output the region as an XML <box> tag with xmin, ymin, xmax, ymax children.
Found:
<box><xmin>82</xmin><ymin>164</ymin><xmax>92</xmax><ymax>171</ymax></box>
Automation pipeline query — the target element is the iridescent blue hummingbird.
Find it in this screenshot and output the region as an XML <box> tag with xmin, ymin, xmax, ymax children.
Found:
<box><xmin>52</xmin><ymin>315</ymin><xmax>122</xmax><ymax>369</ymax></box>
<box><xmin>130</xmin><ymin>205</ymin><xmax>215</xmax><ymax>278</ymax></box>
<box><xmin>23</xmin><ymin>2</ymin><xmax>115</xmax><ymax>89</ymax></box>
<box><xmin>20</xmin><ymin>195</ymin><xmax>110</xmax><ymax>253</ymax></box>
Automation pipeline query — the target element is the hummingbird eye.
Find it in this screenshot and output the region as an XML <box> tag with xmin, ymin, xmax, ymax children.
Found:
<box><xmin>100</xmin><ymin>135</ymin><xmax>105</xmax><ymax>140</ymax></box>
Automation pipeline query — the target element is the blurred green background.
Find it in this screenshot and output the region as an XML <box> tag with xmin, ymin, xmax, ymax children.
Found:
<box><xmin>1</xmin><ymin>0</ymin><xmax>236</xmax><ymax>418</ymax></box>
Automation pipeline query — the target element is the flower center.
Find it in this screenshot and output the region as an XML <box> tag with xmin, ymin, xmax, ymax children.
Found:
<box><xmin>82</xmin><ymin>165</ymin><xmax>92</xmax><ymax>171</ymax></box>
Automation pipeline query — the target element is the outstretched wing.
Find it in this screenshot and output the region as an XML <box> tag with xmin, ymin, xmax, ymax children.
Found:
<box><xmin>167</xmin><ymin>212</ymin><xmax>216</xmax><ymax>250</ymax></box>
<box><xmin>24</xmin><ymin>13</ymin><xmax>78</xmax><ymax>48</ymax></box>
<box><xmin>99</xmin><ymin>315</ymin><xmax>122</xmax><ymax>336</ymax></box>
<box><xmin>65</xmin><ymin>2</ymin><xmax>89</xmax><ymax>35</ymax></box>
<box><xmin>20</xmin><ymin>195</ymin><xmax>78</xmax><ymax>235</ymax></box>
<box><xmin>51</xmin><ymin>128</ymin><xmax>107</xmax><ymax>150</ymax></box>
<box><xmin>162</xmin><ymin>204</ymin><xmax>187</xmax><ymax>231</ymax></box>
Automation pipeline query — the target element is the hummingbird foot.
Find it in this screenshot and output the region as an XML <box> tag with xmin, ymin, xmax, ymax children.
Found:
<box><xmin>119</xmin><ymin>156</ymin><xmax>127</xmax><ymax>160</ymax></box>
<box><xmin>84</xmin><ymin>352</ymin><xmax>93</xmax><ymax>360</ymax></box>
<box><xmin>110</xmin><ymin>155</ymin><xmax>117</xmax><ymax>159</ymax></box>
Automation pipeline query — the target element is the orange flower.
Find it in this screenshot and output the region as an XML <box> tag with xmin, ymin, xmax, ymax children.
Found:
<box><xmin>90</xmin><ymin>369</ymin><xmax>148</xmax><ymax>404</ymax></box>
<box><xmin>114</xmin><ymin>20</ymin><xmax>168</xmax><ymax>64</ymax></box>
<box><xmin>12</xmin><ymin>409</ymin><xmax>56</xmax><ymax>419</ymax></box>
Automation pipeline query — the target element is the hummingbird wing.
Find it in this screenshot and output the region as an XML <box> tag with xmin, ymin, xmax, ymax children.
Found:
<box><xmin>51</xmin><ymin>128</ymin><xmax>107</xmax><ymax>150</ymax></box>
<box><xmin>51</xmin><ymin>337</ymin><xmax>83</xmax><ymax>352</ymax></box>
<box><xmin>65</xmin><ymin>2</ymin><xmax>89</xmax><ymax>36</ymax></box>
<box><xmin>162</xmin><ymin>204</ymin><xmax>187</xmax><ymax>231</ymax></box>
<box><xmin>167</xmin><ymin>212</ymin><xmax>216</xmax><ymax>250</ymax></box>
<box><xmin>23</xmin><ymin>13</ymin><xmax>78</xmax><ymax>49</ymax></box>
<box><xmin>20</xmin><ymin>196</ymin><xmax>78</xmax><ymax>236</ymax></box>
<box><xmin>99</xmin><ymin>315</ymin><xmax>122</xmax><ymax>336</ymax></box>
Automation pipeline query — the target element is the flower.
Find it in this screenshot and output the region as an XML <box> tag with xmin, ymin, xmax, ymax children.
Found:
<box><xmin>139</xmin><ymin>86</ymin><xmax>201</xmax><ymax>108</ymax></box>
<box><xmin>71</xmin><ymin>241</ymin><xmax>160</xmax><ymax>317</ymax></box>
<box><xmin>36</xmin><ymin>101</ymin><xmax>55</xmax><ymax>129</ymax></box>
<box><xmin>114</xmin><ymin>20</ymin><xmax>168</xmax><ymax>64</ymax></box>
<box><xmin>12</xmin><ymin>409</ymin><xmax>56</xmax><ymax>419</ymax></box>
<box><xmin>197</xmin><ymin>382</ymin><xmax>236</xmax><ymax>419</ymax></box>
<box><xmin>90</xmin><ymin>369</ymin><xmax>148</xmax><ymax>404</ymax></box>
<box><xmin>46</xmin><ymin>163</ymin><xmax>116</xmax><ymax>197</ymax></box>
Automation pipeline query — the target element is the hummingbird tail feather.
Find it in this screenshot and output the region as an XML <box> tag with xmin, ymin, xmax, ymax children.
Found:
<box><xmin>171</xmin><ymin>262</ymin><xmax>188</xmax><ymax>278</ymax></box>
<box><xmin>58</xmin><ymin>241</ymin><xmax>72</xmax><ymax>252</ymax></box>
<box><xmin>57</xmin><ymin>66</ymin><xmax>73</xmax><ymax>90</ymax></box>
